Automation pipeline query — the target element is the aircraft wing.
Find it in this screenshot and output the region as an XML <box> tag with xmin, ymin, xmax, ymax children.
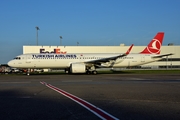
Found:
<box><xmin>152</xmin><ymin>53</ymin><xmax>174</xmax><ymax>58</ymax></box>
<box><xmin>85</xmin><ymin>44</ymin><xmax>133</xmax><ymax>64</ymax></box>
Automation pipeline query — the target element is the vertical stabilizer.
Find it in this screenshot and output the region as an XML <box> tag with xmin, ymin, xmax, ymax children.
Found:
<box><xmin>140</xmin><ymin>32</ymin><xmax>164</xmax><ymax>54</ymax></box>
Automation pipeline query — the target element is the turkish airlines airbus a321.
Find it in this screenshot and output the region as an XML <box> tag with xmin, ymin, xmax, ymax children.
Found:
<box><xmin>8</xmin><ymin>32</ymin><xmax>173</xmax><ymax>75</ymax></box>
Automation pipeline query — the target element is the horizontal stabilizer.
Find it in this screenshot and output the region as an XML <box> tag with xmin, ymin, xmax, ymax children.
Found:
<box><xmin>152</xmin><ymin>53</ymin><xmax>174</xmax><ymax>58</ymax></box>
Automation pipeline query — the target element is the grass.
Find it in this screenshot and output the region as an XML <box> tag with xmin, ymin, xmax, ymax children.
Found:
<box><xmin>98</xmin><ymin>69</ymin><xmax>180</xmax><ymax>74</ymax></box>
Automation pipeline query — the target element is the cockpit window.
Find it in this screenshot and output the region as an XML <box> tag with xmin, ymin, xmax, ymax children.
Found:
<box><xmin>14</xmin><ymin>57</ymin><xmax>21</xmax><ymax>60</ymax></box>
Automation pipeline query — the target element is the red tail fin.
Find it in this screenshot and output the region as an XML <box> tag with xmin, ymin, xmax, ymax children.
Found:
<box><xmin>140</xmin><ymin>32</ymin><xmax>164</xmax><ymax>54</ymax></box>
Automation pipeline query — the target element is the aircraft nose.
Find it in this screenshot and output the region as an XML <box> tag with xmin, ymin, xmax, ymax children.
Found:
<box><xmin>8</xmin><ymin>60</ymin><xmax>14</xmax><ymax>67</ymax></box>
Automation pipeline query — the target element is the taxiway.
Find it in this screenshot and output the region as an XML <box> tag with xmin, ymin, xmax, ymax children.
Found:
<box><xmin>0</xmin><ymin>74</ymin><xmax>180</xmax><ymax>120</ymax></box>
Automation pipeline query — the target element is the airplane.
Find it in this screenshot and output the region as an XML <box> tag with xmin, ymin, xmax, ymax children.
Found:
<box><xmin>8</xmin><ymin>32</ymin><xmax>173</xmax><ymax>75</ymax></box>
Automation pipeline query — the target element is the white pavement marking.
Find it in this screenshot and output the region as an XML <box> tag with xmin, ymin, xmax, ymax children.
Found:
<box><xmin>40</xmin><ymin>81</ymin><xmax>119</xmax><ymax>120</ymax></box>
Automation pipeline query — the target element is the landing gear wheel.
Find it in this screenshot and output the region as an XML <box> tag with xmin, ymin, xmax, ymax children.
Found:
<box><xmin>92</xmin><ymin>70</ymin><xmax>97</xmax><ymax>75</ymax></box>
<box><xmin>65</xmin><ymin>68</ymin><xmax>70</xmax><ymax>74</ymax></box>
<box><xmin>86</xmin><ymin>71</ymin><xmax>91</xmax><ymax>75</ymax></box>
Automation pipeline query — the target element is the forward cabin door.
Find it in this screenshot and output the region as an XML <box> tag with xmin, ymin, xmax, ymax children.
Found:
<box><xmin>26</xmin><ymin>55</ymin><xmax>31</xmax><ymax>63</ymax></box>
<box><xmin>25</xmin><ymin>55</ymin><xmax>35</xmax><ymax>68</ymax></box>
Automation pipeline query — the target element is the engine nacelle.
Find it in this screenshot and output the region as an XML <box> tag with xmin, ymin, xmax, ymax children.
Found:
<box><xmin>70</xmin><ymin>63</ymin><xmax>86</xmax><ymax>73</ymax></box>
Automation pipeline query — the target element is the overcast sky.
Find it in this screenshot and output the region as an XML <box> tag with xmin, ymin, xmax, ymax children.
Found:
<box><xmin>0</xmin><ymin>0</ymin><xmax>180</xmax><ymax>63</ymax></box>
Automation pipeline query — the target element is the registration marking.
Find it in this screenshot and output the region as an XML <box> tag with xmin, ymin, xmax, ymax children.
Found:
<box><xmin>40</xmin><ymin>81</ymin><xmax>119</xmax><ymax>120</ymax></box>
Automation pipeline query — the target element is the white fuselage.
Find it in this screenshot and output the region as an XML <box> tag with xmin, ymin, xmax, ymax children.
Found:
<box><xmin>8</xmin><ymin>53</ymin><xmax>161</xmax><ymax>69</ymax></box>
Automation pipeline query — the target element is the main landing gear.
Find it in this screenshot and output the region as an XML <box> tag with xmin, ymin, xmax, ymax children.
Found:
<box><xmin>92</xmin><ymin>70</ymin><xmax>97</xmax><ymax>75</ymax></box>
<box><xmin>65</xmin><ymin>68</ymin><xmax>70</xmax><ymax>74</ymax></box>
<box><xmin>86</xmin><ymin>70</ymin><xmax>97</xmax><ymax>75</ymax></box>
<box><xmin>86</xmin><ymin>66</ymin><xmax>97</xmax><ymax>75</ymax></box>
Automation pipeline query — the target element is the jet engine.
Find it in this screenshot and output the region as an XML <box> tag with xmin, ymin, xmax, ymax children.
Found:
<box><xmin>70</xmin><ymin>63</ymin><xmax>86</xmax><ymax>73</ymax></box>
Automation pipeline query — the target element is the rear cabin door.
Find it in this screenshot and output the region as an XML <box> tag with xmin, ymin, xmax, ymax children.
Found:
<box><xmin>141</xmin><ymin>55</ymin><xmax>145</xmax><ymax>63</ymax></box>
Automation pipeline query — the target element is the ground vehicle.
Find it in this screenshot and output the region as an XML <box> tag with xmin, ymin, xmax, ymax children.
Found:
<box><xmin>0</xmin><ymin>66</ymin><xmax>11</xmax><ymax>74</ymax></box>
<box><xmin>11</xmin><ymin>68</ymin><xmax>20</xmax><ymax>73</ymax></box>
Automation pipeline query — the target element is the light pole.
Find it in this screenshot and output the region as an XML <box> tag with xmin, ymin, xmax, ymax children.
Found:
<box><xmin>35</xmin><ymin>26</ymin><xmax>40</xmax><ymax>45</ymax></box>
<box><xmin>60</xmin><ymin>36</ymin><xmax>62</xmax><ymax>46</ymax></box>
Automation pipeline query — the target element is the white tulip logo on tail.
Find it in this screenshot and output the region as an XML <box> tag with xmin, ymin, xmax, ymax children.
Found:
<box><xmin>146</xmin><ymin>39</ymin><xmax>161</xmax><ymax>54</ymax></box>
<box><xmin>140</xmin><ymin>32</ymin><xmax>164</xmax><ymax>54</ymax></box>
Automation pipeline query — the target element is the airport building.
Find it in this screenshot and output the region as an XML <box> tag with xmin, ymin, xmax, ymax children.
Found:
<box><xmin>23</xmin><ymin>45</ymin><xmax>180</xmax><ymax>69</ymax></box>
